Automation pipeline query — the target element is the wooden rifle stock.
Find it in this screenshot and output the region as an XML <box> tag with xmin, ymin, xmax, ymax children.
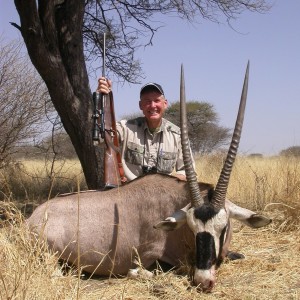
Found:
<box><xmin>101</xmin><ymin>91</ymin><xmax>123</xmax><ymax>188</ymax></box>
<box><xmin>92</xmin><ymin>32</ymin><xmax>126</xmax><ymax>189</ymax></box>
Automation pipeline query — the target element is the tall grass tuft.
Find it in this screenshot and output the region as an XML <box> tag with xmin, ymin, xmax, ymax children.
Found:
<box><xmin>0</xmin><ymin>159</ymin><xmax>86</xmax><ymax>205</ymax></box>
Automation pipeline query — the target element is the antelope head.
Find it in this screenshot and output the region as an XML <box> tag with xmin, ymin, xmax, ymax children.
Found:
<box><xmin>155</xmin><ymin>62</ymin><xmax>271</xmax><ymax>292</ymax></box>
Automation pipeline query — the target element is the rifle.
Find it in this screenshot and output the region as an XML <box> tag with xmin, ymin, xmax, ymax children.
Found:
<box><xmin>92</xmin><ymin>33</ymin><xmax>126</xmax><ymax>188</ymax></box>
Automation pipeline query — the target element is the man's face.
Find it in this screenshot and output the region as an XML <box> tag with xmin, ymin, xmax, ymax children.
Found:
<box><xmin>139</xmin><ymin>91</ymin><xmax>168</xmax><ymax>124</ymax></box>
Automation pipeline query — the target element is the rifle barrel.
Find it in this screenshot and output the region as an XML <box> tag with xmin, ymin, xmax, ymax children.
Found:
<box><xmin>102</xmin><ymin>33</ymin><xmax>106</xmax><ymax>77</ymax></box>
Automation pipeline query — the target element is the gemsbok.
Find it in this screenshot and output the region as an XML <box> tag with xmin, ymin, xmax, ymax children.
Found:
<box><xmin>27</xmin><ymin>62</ymin><xmax>271</xmax><ymax>292</ymax></box>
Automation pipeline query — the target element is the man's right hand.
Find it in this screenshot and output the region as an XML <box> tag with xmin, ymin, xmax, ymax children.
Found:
<box><xmin>97</xmin><ymin>77</ymin><xmax>112</xmax><ymax>94</ymax></box>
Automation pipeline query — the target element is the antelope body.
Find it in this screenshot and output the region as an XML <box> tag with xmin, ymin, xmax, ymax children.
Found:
<box><xmin>27</xmin><ymin>62</ymin><xmax>271</xmax><ymax>292</ymax></box>
<box><xmin>27</xmin><ymin>175</ymin><xmax>270</xmax><ymax>292</ymax></box>
<box><xmin>27</xmin><ymin>176</ymin><xmax>211</xmax><ymax>276</ymax></box>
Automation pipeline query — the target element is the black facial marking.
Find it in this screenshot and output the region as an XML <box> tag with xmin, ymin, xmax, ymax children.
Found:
<box><xmin>195</xmin><ymin>232</ymin><xmax>216</xmax><ymax>270</ymax></box>
<box><xmin>216</xmin><ymin>225</ymin><xmax>227</xmax><ymax>268</ymax></box>
<box><xmin>194</xmin><ymin>204</ymin><xmax>219</xmax><ymax>223</ymax></box>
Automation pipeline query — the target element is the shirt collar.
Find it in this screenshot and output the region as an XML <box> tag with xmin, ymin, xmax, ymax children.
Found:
<box><xmin>143</xmin><ymin>118</ymin><xmax>166</xmax><ymax>133</ymax></box>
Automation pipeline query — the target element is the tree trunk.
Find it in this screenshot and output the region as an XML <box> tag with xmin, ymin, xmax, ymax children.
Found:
<box><xmin>14</xmin><ymin>0</ymin><xmax>104</xmax><ymax>189</ymax></box>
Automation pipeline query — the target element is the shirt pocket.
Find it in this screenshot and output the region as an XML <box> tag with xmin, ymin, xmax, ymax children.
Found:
<box><xmin>124</xmin><ymin>141</ymin><xmax>144</xmax><ymax>165</ymax></box>
<box><xmin>158</xmin><ymin>151</ymin><xmax>177</xmax><ymax>174</ymax></box>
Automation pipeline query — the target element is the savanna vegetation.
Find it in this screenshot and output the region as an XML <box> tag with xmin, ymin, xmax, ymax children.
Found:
<box><xmin>12</xmin><ymin>0</ymin><xmax>271</xmax><ymax>189</ymax></box>
<box><xmin>1</xmin><ymin>154</ymin><xmax>299</xmax><ymax>299</ymax></box>
<box><xmin>2</xmin><ymin>3</ymin><xmax>298</xmax><ymax>298</ymax></box>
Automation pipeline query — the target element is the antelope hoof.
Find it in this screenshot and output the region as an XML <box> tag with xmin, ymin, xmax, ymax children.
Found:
<box><xmin>226</xmin><ymin>251</ymin><xmax>245</xmax><ymax>260</ymax></box>
<box><xmin>127</xmin><ymin>267</ymin><xmax>153</xmax><ymax>279</ymax></box>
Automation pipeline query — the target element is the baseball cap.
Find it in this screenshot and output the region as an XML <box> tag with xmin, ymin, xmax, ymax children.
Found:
<box><xmin>140</xmin><ymin>83</ymin><xmax>164</xmax><ymax>98</ymax></box>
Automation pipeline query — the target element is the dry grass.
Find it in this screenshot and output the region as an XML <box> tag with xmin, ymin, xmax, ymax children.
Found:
<box><xmin>0</xmin><ymin>155</ymin><xmax>300</xmax><ymax>299</ymax></box>
<box><xmin>0</xmin><ymin>159</ymin><xmax>86</xmax><ymax>203</ymax></box>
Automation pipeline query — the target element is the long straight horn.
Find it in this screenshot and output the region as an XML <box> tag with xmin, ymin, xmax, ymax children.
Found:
<box><xmin>180</xmin><ymin>64</ymin><xmax>204</xmax><ymax>208</ymax></box>
<box><xmin>212</xmin><ymin>61</ymin><xmax>250</xmax><ymax>210</ymax></box>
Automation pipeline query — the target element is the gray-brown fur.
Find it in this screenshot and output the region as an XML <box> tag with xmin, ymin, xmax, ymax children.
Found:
<box><xmin>27</xmin><ymin>174</ymin><xmax>212</xmax><ymax>276</ymax></box>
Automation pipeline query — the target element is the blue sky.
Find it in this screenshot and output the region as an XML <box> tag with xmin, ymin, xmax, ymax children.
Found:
<box><xmin>1</xmin><ymin>1</ymin><xmax>299</xmax><ymax>155</ymax></box>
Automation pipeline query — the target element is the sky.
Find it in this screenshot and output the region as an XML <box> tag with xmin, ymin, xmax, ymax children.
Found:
<box><xmin>1</xmin><ymin>1</ymin><xmax>299</xmax><ymax>156</ymax></box>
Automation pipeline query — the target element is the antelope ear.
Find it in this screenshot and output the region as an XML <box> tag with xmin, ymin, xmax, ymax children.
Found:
<box><xmin>154</xmin><ymin>217</ymin><xmax>184</xmax><ymax>231</ymax></box>
<box><xmin>154</xmin><ymin>206</ymin><xmax>189</xmax><ymax>231</ymax></box>
<box><xmin>243</xmin><ymin>214</ymin><xmax>272</xmax><ymax>228</ymax></box>
<box><xmin>226</xmin><ymin>199</ymin><xmax>272</xmax><ymax>228</ymax></box>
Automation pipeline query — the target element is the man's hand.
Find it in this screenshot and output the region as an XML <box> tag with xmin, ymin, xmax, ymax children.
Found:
<box><xmin>174</xmin><ymin>173</ymin><xmax>186</xmax><ymax>181</ymax></box>
<box><xmin>97</xmin><ymin>77</ymin><xmax>112</xmax><ymax>94</ymax></box>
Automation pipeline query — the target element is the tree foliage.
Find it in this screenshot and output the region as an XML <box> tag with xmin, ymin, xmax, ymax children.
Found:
<box><xmin>0</xmin><ymin>37</ymin><xmax>53</xmax><ymax>167</ymax></box>
<box><xmin>164</xmin><ymin>101</ymin><xmax>231</xmax><ymax>154</ymax></box>
<box><xmin>83</xmin><ymin>0</ymin><xmax>270</xmax><ymax>83</ymax></box>
<box><xmin>13</xmin><ymin>1</ymin><xmax>271</xmax><ymax>85</ymax></box>
<box><xmin>13</xmin><ymin>0</ymin><xmax>270</xmax><ymax>188</ymax></box>
<box><xmin>279</xmin><ymin>146</ymin><xmax>300</xmax><ymax>157</ymax></box>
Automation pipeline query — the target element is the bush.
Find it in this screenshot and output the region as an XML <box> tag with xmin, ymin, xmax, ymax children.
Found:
<box><xmin>279</xmin><ymin>146</ymin><xmax>300</xmax><ymax>157</ymax></box>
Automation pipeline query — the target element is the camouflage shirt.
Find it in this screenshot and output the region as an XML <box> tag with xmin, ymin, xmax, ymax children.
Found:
<box><xmin>116</xmin><ymin>117</ymin><xmax>194</xmax><ymax>181</ymax></box>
